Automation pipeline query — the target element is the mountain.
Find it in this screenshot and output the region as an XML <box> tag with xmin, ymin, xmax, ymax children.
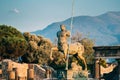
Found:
<box><xmin>32</xmin><ymin>11</ymin><xmax>120</xmax><ymax>46</ymax></box>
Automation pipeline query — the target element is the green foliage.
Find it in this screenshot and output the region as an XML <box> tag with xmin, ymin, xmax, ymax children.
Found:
<box><xmin>72</xmin><ymin>32</ymin><xmax>95</xmax><ymax>64</ymax></box>
<box><xmin>71</xmin><ymin>32</ymin><xmax>82</xmax><ymax>43</ymax></box>
<box><xmin>22</xmin><ymin>32</ymin><xmax>52</xmax><ymax>65</ymax></box>
<box><xmin>81</xmin><ymin>38</ymin><xmax>95</xmax><ymax>64</ymax></box>
<box><xmin>81</xmin><ymin>38</ymin><xmax>94</xmax><ymax>55</ymax></box>
<box><xmin>99</xmin><ymin>59</ymin><xmax>107</xmax><ymax>68</ymax></box>
<box><xmin>0</xmin><ymin>25</ymin><xmax>28</xmax><ymax>58</ymax></box>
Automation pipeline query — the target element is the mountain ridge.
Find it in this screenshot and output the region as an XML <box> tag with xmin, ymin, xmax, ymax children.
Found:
<box><xmin>32</xmin><ymin>11</ymin><xmax>120</xmax><ymax>46</ymax></box>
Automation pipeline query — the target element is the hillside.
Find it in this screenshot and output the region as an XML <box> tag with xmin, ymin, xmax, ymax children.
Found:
<box><xmin>33</xmin><ymin>11</ymin><xmax>120</xmax><ymax>46</ymax></box>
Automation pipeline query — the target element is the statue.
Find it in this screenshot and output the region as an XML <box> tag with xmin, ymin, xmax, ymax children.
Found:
<box><xmin>50</xmin><ymin>24</ymin><xmax>87</xmax><ymax>70</ymax></box>
<box><xmin>57</xmin><ymin>24</ymin><xmax>70</xmax><ymax>59</ymax></box>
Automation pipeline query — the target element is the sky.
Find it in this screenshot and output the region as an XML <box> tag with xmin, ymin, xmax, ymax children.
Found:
<box><xmin>0</xmin><ymin>0</ymin><xmax>120</xmax><ymax>32</ymax></box>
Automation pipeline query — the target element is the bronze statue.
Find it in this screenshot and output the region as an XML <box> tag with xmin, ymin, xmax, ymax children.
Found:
<box><xmin>50</xmin><ymin>24</ymin><xmax>87</xmax><ymax>70</ymax></box>
<box><xmin>57</xmin><ymin>24</ymin><xmax>70</xmax><ymax>59</ymax></box>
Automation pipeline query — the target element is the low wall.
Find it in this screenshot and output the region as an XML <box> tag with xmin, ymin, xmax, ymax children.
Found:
<box><xmin>1</xmin><ymin>59</ymin><xmax>46</xmax><ymax>80</ymax></box>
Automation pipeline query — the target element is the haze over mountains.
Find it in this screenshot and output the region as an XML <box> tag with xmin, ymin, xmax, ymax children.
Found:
<box><xmin>33</xmin><ymin>11</ymin><xmax>120</xmax><ymax>46</ymax></box>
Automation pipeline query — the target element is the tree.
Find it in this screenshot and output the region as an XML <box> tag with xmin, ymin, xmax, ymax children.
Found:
<box><xmin>99</xmin><ymin>58</ymin><xmax>107</xmax><ymax>68</ymax></box>
<box><xmin>71</xmin><ymin>32</ymin><xmax>95</xmax><ymax>64</ymax></box>
<box><xmin>0</xmin><ymin>25</ymin><xmax>28</xmax><ymax>59</ymax></box>
<box><xmin>21</xmin><ymin>32</ymin><xmax>52</xmax><ymax>65</ymax></box>
<box><xmin>71</xmin><ymin>31</ymin><xmax>83</xmax><ymax>43</ymax></box>
<box><xmin>80</xmin><ymin>38</ymin><xmax>95</xmax><ymax>64</ymax></box>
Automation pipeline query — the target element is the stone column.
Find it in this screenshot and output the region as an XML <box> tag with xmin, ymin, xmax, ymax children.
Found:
<box><xmin>13</xmin><ymin>68</ymin><xmax>18</xmax><ymax>80</ymax></box>
<box><xmin>9</xmin><ymin>71</ymin><xmax>15</xmax><ymax>80</ymax></box>
<box><xmin>28</xmin><ymin>64</ymin><xmax>34</xmax><ymax>69</ymax></box>
<box><xmin>7</xmin><ymin>61</ymin><xmax>13</xmax><ymax>71</ymax></box>
<box><xmin>94</xmin><ymin>59</ymin><xmax>100</xmax><ymax>80</ymax></box>
<box><xmin>27</xmin><ymin>64</ymin><xmax>34</xmax><ymax>80</ymax></box>
<box><xmin>27</xmin><ymin>69</ymin><xmax>34</xmax><ymax>80</ymax></box>
<box><xmin>0</xmin><ymin>69</ymin><xmax>2</xmax><ymax>79</ymax></box>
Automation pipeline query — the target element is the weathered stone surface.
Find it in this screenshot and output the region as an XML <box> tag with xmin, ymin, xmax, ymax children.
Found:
<box><xmin>0</xmin><ymin>69</ymin><xmax>2</xmax><ymax>74</ymax></box>
<box><xmin>67</xmin><ymin>62</ymin><xmax>88</xmax><ymax>79</ymax></box>
<box><xmin>2</xmin><ymin>59</ymin><xmax>46</xmax><ymax>80</ymax></box>
<box><xmin>101</xmin><ymin>64</ymin><xmax>117</xmax><ymax>75</ymax></box>
<box><xmin>2</xmin><ymin>59</ymin><xmax>28</xmax><ymax>79</ymax></box>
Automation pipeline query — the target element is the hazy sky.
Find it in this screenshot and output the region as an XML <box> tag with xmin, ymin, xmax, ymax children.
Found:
<box><xmin>0</xmin><ymin>0</ymin><xmax>120</xmax><ymax>32</ymax></box>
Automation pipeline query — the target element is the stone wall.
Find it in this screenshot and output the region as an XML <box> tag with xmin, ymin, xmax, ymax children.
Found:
<box><xmin>1</xmin><ymin>59</ymin><xmax>46</xmax><ymax>80</ymax></box>
<box><xmin>2</xmin><ymin>59</ymin><xmax>28</xmax><ymax>79</ymax></box>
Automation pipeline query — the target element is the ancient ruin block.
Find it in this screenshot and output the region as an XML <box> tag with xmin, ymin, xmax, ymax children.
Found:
<box><xmin>9</xmin><ymin>71</ymin><xmax>15</xmax><ymax>80</ymax></box>
<box><xmin>27</xmin><ymin>69</ymin><xmax>34</xmax><ymax>80</ymax></box>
